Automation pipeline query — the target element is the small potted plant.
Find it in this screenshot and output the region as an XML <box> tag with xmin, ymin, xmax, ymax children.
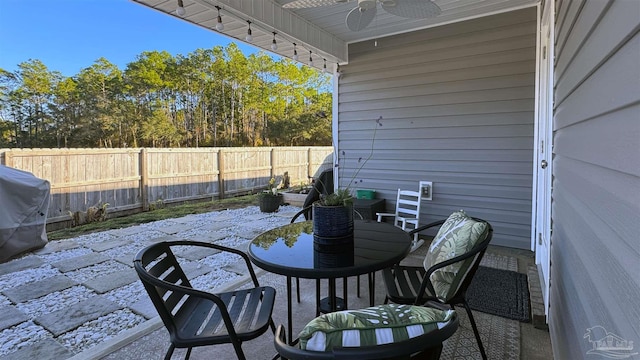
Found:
<box><xmin>258</xmin><ymin>177</ymin><xmax>283</xmax><ymax>213</ymax></box>
<box><xmin>313</xmin><ymin>116</ymin><xmax>382</xmax><ymax>240</ymax></box>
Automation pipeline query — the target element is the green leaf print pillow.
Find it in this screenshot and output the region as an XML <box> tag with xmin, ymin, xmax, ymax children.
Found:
<box><xmin>423</xmin><ymin>210</ymin><xmax>488</xmax><ymax>302</ymax></box>
<box><xmin>298</xmin><ymin>304</ymin><xmax>455</xmax><ymax>351</ymax></box>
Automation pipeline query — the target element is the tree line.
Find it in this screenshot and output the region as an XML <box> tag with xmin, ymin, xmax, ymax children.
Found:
<box><xmin>0</xmin><ymin>43</ymin><xmax>332</xmax><ymax>148</ymax></box>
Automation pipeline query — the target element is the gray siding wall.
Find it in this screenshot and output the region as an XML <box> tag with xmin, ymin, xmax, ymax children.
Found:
<box><xmin>550</xmin><ymin>0</ymin><xmax>640</xmax><ymax>358</ymax></box>
<box><xmin>338</xmin><ymin>8</ymin><xmax>537</xmax><ymax>249</ymax></box>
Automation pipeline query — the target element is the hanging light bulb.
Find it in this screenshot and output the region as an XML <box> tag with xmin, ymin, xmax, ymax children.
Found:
<box><xmin>292</xmin><ymin>43</ymin><xmax>299</xmax><ymax>61</ymax></box>
<box><xmin>271</xmin><ymin>32</ymin><xmax>278</xmax><ymax>51</ymax></box>
<box><xmin>309</xmin><ymin>51</ymin><xmax>313</xmax><ymax>66</ymax></box>
<box><xmin>176</xmin><ymin>0</ymin><xmax>186</xmax><ymax>16</ymax></box>
<box><xmin>323</xmin><ymin>59</ymin><xmax>328</xmax><ymax>73</ymax></box>
<box><xmin>215</xmin><ymin>6</ymin><xmax>224</xmax><ymax>31</ymax></box>
<box><xmin>245</xmin><ymin>21</ymin><xmax>253</xmax><ymax>42</ymax></box>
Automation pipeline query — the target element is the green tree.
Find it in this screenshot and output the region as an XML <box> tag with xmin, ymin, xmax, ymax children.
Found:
<box><xmin>0</xmin><ymin>46</ymin><xmax>332</xmax><ymax>148</ymax></box>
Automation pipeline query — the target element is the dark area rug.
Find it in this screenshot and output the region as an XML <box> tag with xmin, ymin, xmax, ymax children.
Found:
<box><xmin>467</xmin><ymin>266</ymin><xmax>531</xmax><ymax>322</ymax></box>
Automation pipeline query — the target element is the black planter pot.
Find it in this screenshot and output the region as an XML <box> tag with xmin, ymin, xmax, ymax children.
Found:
<box><xmin>259</xmin><ymin>194</ymin><xmax>282</xmax><ymax>213</ymax></box>
<box><xmin>312</xmin><ymin>202</ymin><xmax>354</xmax><ymax>238</ymax></box>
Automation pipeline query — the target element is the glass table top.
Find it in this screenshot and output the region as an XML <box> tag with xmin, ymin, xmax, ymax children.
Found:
<box><xmin>248</xmin><ymin>220</ymin><xmax>412</xmax><ymax>279</ymax></box>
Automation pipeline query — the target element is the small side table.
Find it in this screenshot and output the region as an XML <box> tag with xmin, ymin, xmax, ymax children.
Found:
<box><xmin>353</xmin><ymin>198</ymin><xmax>386</xmax><ymax>220</ymax></box>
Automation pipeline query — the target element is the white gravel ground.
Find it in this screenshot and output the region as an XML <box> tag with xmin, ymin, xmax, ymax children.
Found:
<box><xmin>0</xmin><ymin>205</ymin><xmax>299</xmax><ymax>358</ymax></box>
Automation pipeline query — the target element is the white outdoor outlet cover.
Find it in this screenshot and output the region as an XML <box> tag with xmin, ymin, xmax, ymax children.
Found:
<box><xmin>419</xmin><ymin>181</ymin><xmax>433</xmax><ymax>201</ymax></box>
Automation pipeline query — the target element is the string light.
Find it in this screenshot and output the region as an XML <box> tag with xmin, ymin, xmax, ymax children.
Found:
<box><xmin>245</xmin><ymin>21</ymin><xmax>253</xmax><ymax>42</ymax></box>
<box><xmin>176</xmin><ymin>0</ymin><xmax>185</xmax><ymax>16</ymax></box>
<box><xmin>271</xmin><ymin>32</ymin><xmax>278</xmax><ymax>51</ymax></box>
<box><xmin>292</xmin><ymin>43</ymin><xmax>299</xmax><ymax>61</ymax></box>
<box><xmin>323</xmin><ymin>59</ymin><xmax>328</xmax><ymax>73</ymax></box>
<box><xmin>309</xmin><ymin>50</ymin><xmax>313</xmax><ymax>66</ymax></box>
<box><xmin>215</xmin><ymin>6</ymin><xmax>224</xmax><ymax>31</ymax></box>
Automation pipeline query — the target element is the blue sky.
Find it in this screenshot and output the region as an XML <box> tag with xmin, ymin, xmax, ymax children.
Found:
<box><xmin>0</xmin><ymin>0</ymin><xmax>264</xmax><ymax>77</ymax></box>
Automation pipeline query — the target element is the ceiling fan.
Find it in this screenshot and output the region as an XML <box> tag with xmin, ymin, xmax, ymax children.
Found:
<box><xmin>282</xmin><ymin>0</ymin><xmax>442</xmax><ymax>32</ymax></box>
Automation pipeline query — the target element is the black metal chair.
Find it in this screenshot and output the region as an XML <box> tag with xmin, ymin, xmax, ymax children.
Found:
<box><xmin>273</xmin><ymin>307</ymin><xmax>459</xmax><ymax>360</ymax></box>
<box><xmin>134</xmin><ymin>240</ymin><xmax>276</xmax><ymax>360</ymax></box>
<box><xmin>382</xmin><ymin>215</ymin><xmax>493</xmax><ymax>360</ymax></box>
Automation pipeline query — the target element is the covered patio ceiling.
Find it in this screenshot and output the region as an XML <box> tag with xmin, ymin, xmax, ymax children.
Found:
<box><xmin>131</xmin><ymin>0</ymin><xmax>539</xmax><ymax>69</ymax></box>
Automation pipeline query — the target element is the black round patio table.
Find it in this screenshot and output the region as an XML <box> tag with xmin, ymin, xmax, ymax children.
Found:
<box><xmin>248</xmin><ymin>220</ymin><xmax>412</xmax><ymax>344</ymax></box>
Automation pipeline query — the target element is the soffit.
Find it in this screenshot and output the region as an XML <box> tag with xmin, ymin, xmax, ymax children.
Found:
<box><xmin>131</xmin><ymin>0</ymin><xmax>539</xmax><ymax>69</ymax></box>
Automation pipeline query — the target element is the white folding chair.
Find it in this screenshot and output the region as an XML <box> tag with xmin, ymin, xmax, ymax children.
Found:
<box><xmin>376</xmin><ymin>188</ymin><xmax>424</xmax><ymax>252</ymax></box>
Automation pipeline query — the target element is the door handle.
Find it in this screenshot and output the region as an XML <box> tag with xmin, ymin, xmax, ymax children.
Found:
<box><xmin>541</xmin><ymin>160</ymin><xmax>548</xmax><ymax>169</ymax></box>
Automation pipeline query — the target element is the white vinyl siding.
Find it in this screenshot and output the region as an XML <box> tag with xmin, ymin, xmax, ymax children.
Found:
<box><xmin>338</xmin><ymin>8</ymin><xmax>537</xmax><ymax>249</ymax></box>
<box><xmin>549</xmin><ymin>0</ymin><xmax>640</xmax><ymax>358</ymax></box>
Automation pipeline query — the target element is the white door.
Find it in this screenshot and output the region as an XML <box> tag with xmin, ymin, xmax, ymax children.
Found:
<box><xmin>534</xmin><ymin>1</ymin><xmax>554</xmax><ymax>320</ymax></box>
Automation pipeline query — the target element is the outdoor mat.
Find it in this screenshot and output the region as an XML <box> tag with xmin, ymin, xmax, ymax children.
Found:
<box><xmin>467</xmin><ymin>266</ymin><xmax>531</xmax><ymax>322</ymax></box>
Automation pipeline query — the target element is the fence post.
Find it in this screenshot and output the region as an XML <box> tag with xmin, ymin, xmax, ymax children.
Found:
<box><xmin>270</xmin><ymin>148</ymin><xmax>276</xmax><ymax>181</ymax></box>
<box><xmin>4</xmin><ymin>151</ymin><xmax>12</xmax><ymax>167</ymax></box>
<box><xmin>140</xmin><ymin>148</ymin><xmax>149</xmax><ymax>211</ymax></box>
<box><xmin>218</xmin><ymin>149</ymin><xmax>225</xmax><ymax>199</ymax></box>
<box><xmin>307</xmin><ymin>147</ymin><xmax>313</xmax><ymax>179</ymax></box>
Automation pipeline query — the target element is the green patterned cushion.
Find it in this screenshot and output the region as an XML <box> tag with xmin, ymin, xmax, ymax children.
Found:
<box><xmin>423</xmin><ymin>210</ymin><xmax>488</xmax><ymax>302</ymax></box>
<box><xmin>298</xmin><ymin>304</ymin><xmax>455</xmax><ymax>351</ymax></box>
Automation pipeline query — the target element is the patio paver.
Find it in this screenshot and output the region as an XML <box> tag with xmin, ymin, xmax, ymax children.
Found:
<box><xmin>182</xmin><ymin>230</ymin><xmax>227</xmax><ymax>242</ymax></box>
<box><xmin>156</xmin><ymin>222</ymin><xmax>198</xmax><ymax>235</ymax></box>
<box><xmin>52</xmin><ymin>252</ymin><xmax>108</xmax><ymax>273</ymax></box>
<box><xmin>175</xmin><ymin>246</ymin><xmax>220</xmax><ymax>261</ymax></box>
<box><xmin>0</xmin><ymin>256</ymin><xmax>44</xmax><ymax>276</ymax></box>
<box><xmin>33</xmin><ymin>240</ymin><xmax>79</xmax><ymax>255</ymax></box>
<box><xmin>129</xmin><ymin>298</ymin><xmax>157</xmax><ymax>319</ymax></box>
<box><xmin>83</xmin><ymin>270</ymin><xmax>139</xmax><ymax>294</ymax></box>
<box><xmin>35</xmin><ymin>297</ymin><xmax>121</xmax><ymax>336</ymax></box>
<box><xmin>86</xmin><ymin>238</ymin><xmax>132</xmax><ymax>252</ymax></box>
<box><xmin>4</xmin><ymin>338</ymin><xmax>73</xmax><ymax>360</ymax></box>
<box><xmin>2</xmin><ymin>275</ymin><xmax>77</xmax><ymax>303</ymax></box>
<box><xmin>0</xmin><ymin>306</ymin><xmax>28</xmax><ymax>331</ymax></box>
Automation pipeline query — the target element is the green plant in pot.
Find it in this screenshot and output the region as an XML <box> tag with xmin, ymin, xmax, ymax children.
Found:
<box><xmin>313</xmin><ymin>188</ymin><xmax>355</xmax><ymax>239</ymax></box>
<box><xmin>312</xmin><ymin>117</ymin><xmax>381</xmax><ymax>239</ymax></box>
<box><xmin>259</xmin><ymin>177</ymin><xmax>283</xmax><ymax>213</ymax></box>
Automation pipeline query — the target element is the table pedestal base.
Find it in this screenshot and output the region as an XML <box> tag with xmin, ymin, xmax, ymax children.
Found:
<box><xmin>319</xmin><ymin>297</ymin><xmax>346</xmax><ymax>313</ymax></box>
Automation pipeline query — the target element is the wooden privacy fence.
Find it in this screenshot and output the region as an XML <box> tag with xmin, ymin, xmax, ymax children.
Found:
<box><xmin>0</xmin><ymin>147</ymin><xmax>333</xmax><ymax>226</ymax></box>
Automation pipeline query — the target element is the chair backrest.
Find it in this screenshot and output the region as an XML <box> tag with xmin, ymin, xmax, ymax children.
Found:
<box><xmin>134</xmin><ymin>242</ymin><xmax>199</xmax><ymax>337</ymax></box>
<box><xmin>393</xmin><ymin>189</ymin><xmax>421</xmax><ymax>226</ymax></box>
<box><xmin>421</xmin><ymin>214</ymin><xmax>493</xmax><ymax>303</ymax></box>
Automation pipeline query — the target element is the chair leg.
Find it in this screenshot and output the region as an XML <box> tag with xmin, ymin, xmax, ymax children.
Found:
<box><xmin>368</xmin><ymin>272</ymin><xmax>375</xmax><ymax>306</ymax></box>
<box><xmin>357</xmin><ymin>275</ymin><xmax>361</xmax><ymax>297</ymax></box>
<box><xmin>462</xmin><ymin>300</ymin><xmax>487</xmax><ymax>360</ymax></box>
<box><xmin>296</xmin><ymin>277</ymin><xmax>301</xmax><ymax>303</ymax></box>
<box><xmin>184</xmin><ymin>347</ymin><xmax>192</xmax><ymax>360</ymax></box>
<box><xmin>164</xmin><ymin>344</ymin><xmax>175</xmax><ymax>360</ymax></box>
<box><xmin>315</xmin><ymin>279</ymin><xmax>321</xmax><ymax>317</ymax></box>
<box><xmin>231</xmin><ymin>339</ymin><xmax>246</xmax><ymax>360</ymax></box>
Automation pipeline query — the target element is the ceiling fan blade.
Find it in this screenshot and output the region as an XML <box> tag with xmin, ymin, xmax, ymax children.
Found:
<box><xmin>346</xmin><ymin>6</ymin><xmax>377</xmax><ymax>31</ymax></box>
<box><xmin>382</xmin><ymin>0</ymin><xmax>442</xmax><ymax>19</ymax></box>
<box><xmin>283</xmin><ymin>0</ymin><xmax>350</xmax><ymax>9</ymax></box>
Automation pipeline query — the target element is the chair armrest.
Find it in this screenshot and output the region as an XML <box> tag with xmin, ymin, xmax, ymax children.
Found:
<box><xmin>376</xmin><ymin>212</ymin><xmax>395</xmax><ymax>222</ymax></box>
<box><xmin>163</xmin><ymin>240</ymin><xmax>263</xmax><ymax>288</ymax></box>
<box><xmin>408</xmin><ymin>219</ymin><xmax>446</xmax><ymax>235</ymax></box>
